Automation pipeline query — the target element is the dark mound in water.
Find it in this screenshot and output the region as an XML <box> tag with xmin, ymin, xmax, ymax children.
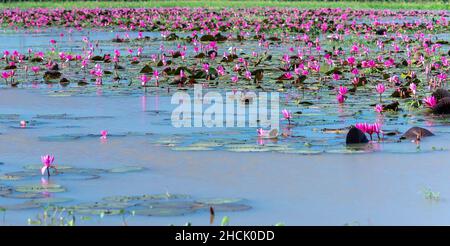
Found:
<box><xmin>346</xmin><ymin>127</ymin><xmax>369</xmax><ymax>145</ymax></box>
<box><xmin>433</xmin><ymin>97</ymin><xmax>450</xmax><ymax>115</ymax></box>
<box><xmin>383</xmin><ymin>101</ymin><xmax>400</xmax><ymax>111</ymax></box>
<box><xmin>432</xmin><ymin>88</ymin><xmax>450</xmax><ymax>101</ymax></box>
<box><xmin>43</xmin><ymin>70</ymin><xmax>61</xmax><ymax>81</ymax></box>
<box><xmin>400</xmin><ymin>127</ymin><xmax>434</xmax><ymax>140</ymax></box>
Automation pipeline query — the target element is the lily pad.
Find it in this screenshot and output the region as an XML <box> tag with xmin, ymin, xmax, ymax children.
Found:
<box><xmin>2</xmin><ymin>192</ymin><xmax>47</xmax><ymax>199</ymax></box>
<box><xmin>74</xmin><ymin>201</ymin><xmax>132</xmax><ymax>210</ymax></box>
<box><xmin>15</xmin><ymin>184</ymin><xmax>66</xmax><ymax>193</ymax></box>
<box><xmin>279</xmin><ymin>149</ymin><xmax>323</xmax><ymax>155</ymax></box>
<box><xmin>0</xmin><ymin>171</ymin><xmax>38</xmax><ymax>181</ymax></box>
<box><xmin>103</xmin><ymin>194</ymin><xmax>191</xmax><ymax>203</ymax></box>
<box><xmin>196</xmin><ymin>203</ymin><xmax>252</xmax><ymax>212</ymax></box>
<box><xmin>31</xmin><ymin>197</ymin><xmax>73</xmax><ymax>205</ymax></box>
<box><xmin>108</xmin><ymin>166</ymin><xmax>147</xmax><ymax>173</ymax></box>
<box><xmin>195</xmin><ymin>198</ymin><xmax>246</xmax><ymax>205</ymax></box>
<box><xmin>59</xmin><ymin>174</ymin><xmax>101</xmax><ymax>181</ymax></box>
<box><xmin>133</xmin><ymin>206</ymin><xmax>194</xmax><ymax>217</ymax></box>
<box><xmin>74</xmin><ymin>208</ymin><xmax>123</xmax><ymax>216</ymax></box>
<box><xmin>0</xmin><ymin>184</ymin><xmax>12</xmax><ymax>196</ymax></box>
<box><xmin>171</xmin><ymin>146</ymin><xmax>213</xmax><ymax>151</ymax></box>
<box><xmin>226</xmin><ymin>144</ymin><xmax>271</xmax><ymax>152</ymax></box>
<box><xmin>34</xmin><ymin>113</ymin><xmax>69</xmax><ymax>119</ymax></box>
<box><xmin>0</xmin><ymin>202</ymin><xmax>41</xmax><ymax>210</ymax></box>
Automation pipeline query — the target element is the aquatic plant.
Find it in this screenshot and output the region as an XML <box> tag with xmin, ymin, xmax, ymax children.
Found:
<box><xmin>100</xmin><ymin>130</ymin><xmax>108</xmax><ymax>140</ymax></box>
<box><xmin>40</xmin><ymin>155</ymin><xmax>55</xmax><ymax>177</ymax></box>
<box><xmin>423</xmin><ymin>96</ymin><xmax>437</xmax><ymax>109</ymax></box>
<box><xmin>282</xmin><ymin>109</ymin><xmax>292</xmax><ymax>125</ymax></box>
<box><xmin>422</xmin><ymin>187</ymin><xmax>440</xmax><ymax>201</ymax></box>
<box><xmin>375</xmin><ymin>83</ymin><xmax>385</xmax><ymax>103</ymax></box>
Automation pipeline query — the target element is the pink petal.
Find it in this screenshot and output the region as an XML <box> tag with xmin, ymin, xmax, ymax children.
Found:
<box><xmin>41</xmin><ymin>166</ymin><xmax>47</xmax><ymax>175</ymax></box>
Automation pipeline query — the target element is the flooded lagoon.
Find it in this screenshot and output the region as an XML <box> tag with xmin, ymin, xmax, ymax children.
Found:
<box><xmin>0</xmin><ymin>88</ymin><xmax>449</xmax><ymax>225</ymax></box>
<box><xmin>0</xmin><ymin>7</ymin><xmax>449</xmax><ymax>225</ymax></box>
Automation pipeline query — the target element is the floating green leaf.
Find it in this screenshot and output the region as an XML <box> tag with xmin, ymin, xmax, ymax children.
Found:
<box><xmin>15</xmin><ymin>184</ymin><xmax>66</xmax><ymax>193</ymax></box>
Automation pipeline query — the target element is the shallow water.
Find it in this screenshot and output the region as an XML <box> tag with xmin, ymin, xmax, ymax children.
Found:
<box><xmin>0</xmin><ymin>23</ymin><xmax>449</xmax><ymax>225</ymax></box>
<box><xmin>0</xmin><ymin>88</ymin><xmax>449</xmax><ymax>225</ymax></box>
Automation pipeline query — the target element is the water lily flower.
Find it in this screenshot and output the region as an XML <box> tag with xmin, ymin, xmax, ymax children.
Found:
<box><xmin>257</xmin><ymin>128</ymin><xmax>278</xmax><ymax>139</ymax></box>
<box><xmin>375</xmin><ymin>104</ymin><xmax>383</xmax><ymax>114</ymax></box>
<box><xmin>355</xmin><ymin>123</ymin><xmax>382</xmax><ymax>141</ymax></box>
<box><xmin>367</xmin><ymin>123</ymin><xmax>382</xmax><ymax>140</ymax></box>
<box><xmin>90</xmin><ymin>64</ymin><xmax>103</xmax><ymax>85</ymax></box>
<box><xmin>217</xmin><ymin>65</ymin><xmax>225</xmax><ymax>76</ymax></box>
<box><xmin>231</xmin><ymin>75</ymin><xmax>238</xmax><ymax>83</ymax></box>
<box><xmin>41</xmin><ymin>155</ymin><xmax>55</xmax><ymax>176</ymax></box>
<box><xmin>100</xmin><ymin>130</ymin><xmax>108</xmax><ymax>139</ymax></box>
<box><xmin>376</xmin><ymin>83</ymin><xmax>385</xmax><ymax>102</ymax></box>
<box><xmin>244</xmin><ymin>70</ymin><xmax>252</xmax><ymax>80</ymax></box>
<box><xmin>409</xmin><ymin>83</ymin><xmax>417</xmax><ymax>95</ymax></box>
<box><xmin>202</xmin><ymin>63</ymin><xmax>210</xmax><ymax>74</ymax></box>
<box><xmin>284</xmin><ymin>72</ymin><xmax>293</xmax><ymax>79</ymax></box>
<box><xmin>423</xmin><ymin>96</ymin><xmax>437</xmax><ymax>108</ymax></box>
<box><xmin>153</xmin><ymin>70</ymin><xmax>159</xmax><ymax>86</ymax></box>
<box><xmin>140</xmin><ymin>74</ymin><xmax>149</xmax><ymax>86</ymax></box>
<box><xmin>2</xmin><ymin>71</ymin><xmax>10</xmax><ymax>82</ymax></box>
<box><xmin>332</xmin><ymin>73</ymin><xmax>341</xmax><ymax>81</ymax></box>
<box><xmin>338</xmin><ymin>86</ymin><xmax>348</xmax><ymax>95</ymax></box>
<box><xmin>20</xmin><ymin>120</ymin><xmax>26</xmax><ymax>128</ymax></box>
<box><xmin>389</xmin><ymin>75</ymin><xmax>400</xmax><ymax>85</ymax></box>
<box><xmin>31</xmin><ymin>66</ymin><xmax>40</xmax><ymax>75</ymax></box>
<box><xmin>351</xmin><ymin>68</ymin><xmax>359</xmax><ymax>76</ymax></box>
<box><xmin>347</xmin><ymin>56</ymin><xmax>356</xmax><ymax>66</ymax></box>
<box><xmin>282</xmin><ymin>109</ymin><xmax>292</xmax><ymax>124</ymax></box>
<box><xmin>336</xmin><ymin>94</ymin><xmax>345</xmax><ymax>104</ymax></box>
<box><xmin>437</xmin><ymin>73</ymin><xmax>447</xmax><ymax>82</ymax></box>
<box><xmin>355</xmin><ymin>123</ymin><xmax>369</xmax><ymax>133</ymax></box>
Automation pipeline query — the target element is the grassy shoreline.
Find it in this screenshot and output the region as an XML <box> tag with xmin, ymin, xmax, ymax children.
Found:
<box><xmin>0</xmin><ymin>1</ymin><xmax>448</xmax><ymax>10</ymax></box>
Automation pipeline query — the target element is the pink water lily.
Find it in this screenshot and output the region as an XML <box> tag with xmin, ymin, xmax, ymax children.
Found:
<box><xmin>409</xmin><ymin>83</ymin><xmax>417</xmax><ymax>95</ymax></box>
<box><xmin>257</xmin><ymin>128</ymin><xmax>269</xmax><ymax>137</ymax></box>
<box><xmin>100</xmin><ymin>130</ymin><xmax>108</xmax><ymax>139</ymax></box>
<box><xmin>375</xmin><ymin>104</ymin><xmax>383</xmax><ymax>114</ymax></box>
<box><xmin>140</xmin><ymin>74</ymin><xmax>149</xmax><ymax>87</ymax></box>
<box><xmin>217</xmin><ymin>65</ymin><xmax>225</xmax><ymax>76</ymax></box>
<box><xmin>347</xmin><ymin>56</ymin><xmax>356</xmax><ymax>66</ymax></box>
<box><xmin>244</xmin><ymin>70</ymin><xmax>252</xmax><ymax>80</ymax></box>
<box><xmin>355</xmin><ymin>122</ymin><xmax>382</xmax><ymax>141</ymax></box>
<box><xmin>41</xmin><ymin>155</ymin><xmax>55</xmax><ymax>176</ymax></box>
<box><xmin>336</xmin><ymin>94</ymin><xmax>345</xmax><ymax>104</ymax></box>
<box><xmin>423</xmin><ymin>96</ymin><xmax>437</xmax><ymax>108</ymax></box>
<box><xmin>31</xmin><ymin>66</ymin><xmax>40</xmax><ymax>75</ymax></box>
<box><xmin>375</xmin><ymin>83</ymin><xmax>385</xmax><ymax>102</ymax></box>
<box><xmin>257</xmin><ymin>128</ymin><xmax>278</xmax><ymax>139</ymax></box>
<box><xmin>282</xmin><ymin>109</ymin><xmax>292</xmax><ymax>124</ymax></box>
<box><xmin>202</xmin><ymin>63</ymin><xmax>210</xmax><ymax>74</ymax></box>
<box><xmin>231</xmin><ymin>75</ymin><xmax>238</xmax><ymax>83</ymax></box>
<box><xmin>337</xmin><ymin>86</ymin><xmax>348</xmax><ymax>95</ymax></box>
<box><xmin>332</xmin><ymin>73</ymin><xmax>341</xmax><ymax>81</ymax></box>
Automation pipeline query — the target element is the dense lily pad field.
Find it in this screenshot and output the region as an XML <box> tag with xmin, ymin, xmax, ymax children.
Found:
<box><xmin>0</xmin><ymin>7</ymin><xmax>449</xmax><ymax>225</ymax></box>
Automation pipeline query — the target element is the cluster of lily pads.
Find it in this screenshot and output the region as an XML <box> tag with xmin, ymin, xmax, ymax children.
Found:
<box><xmin>0</xmin><ymin>163</ymin><xmax>250</xmax><ymax>220</ymax></box>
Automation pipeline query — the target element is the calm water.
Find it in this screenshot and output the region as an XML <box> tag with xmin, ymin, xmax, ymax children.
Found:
<box><xmin>0</xmin><ymin>28</ymin><xmax>449</xmax><ymax>225</ymax></box>
<box><xmin>0</xmin><ymin>89</ymin><xmax>449</xmax><ymax>225</ymax></box>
